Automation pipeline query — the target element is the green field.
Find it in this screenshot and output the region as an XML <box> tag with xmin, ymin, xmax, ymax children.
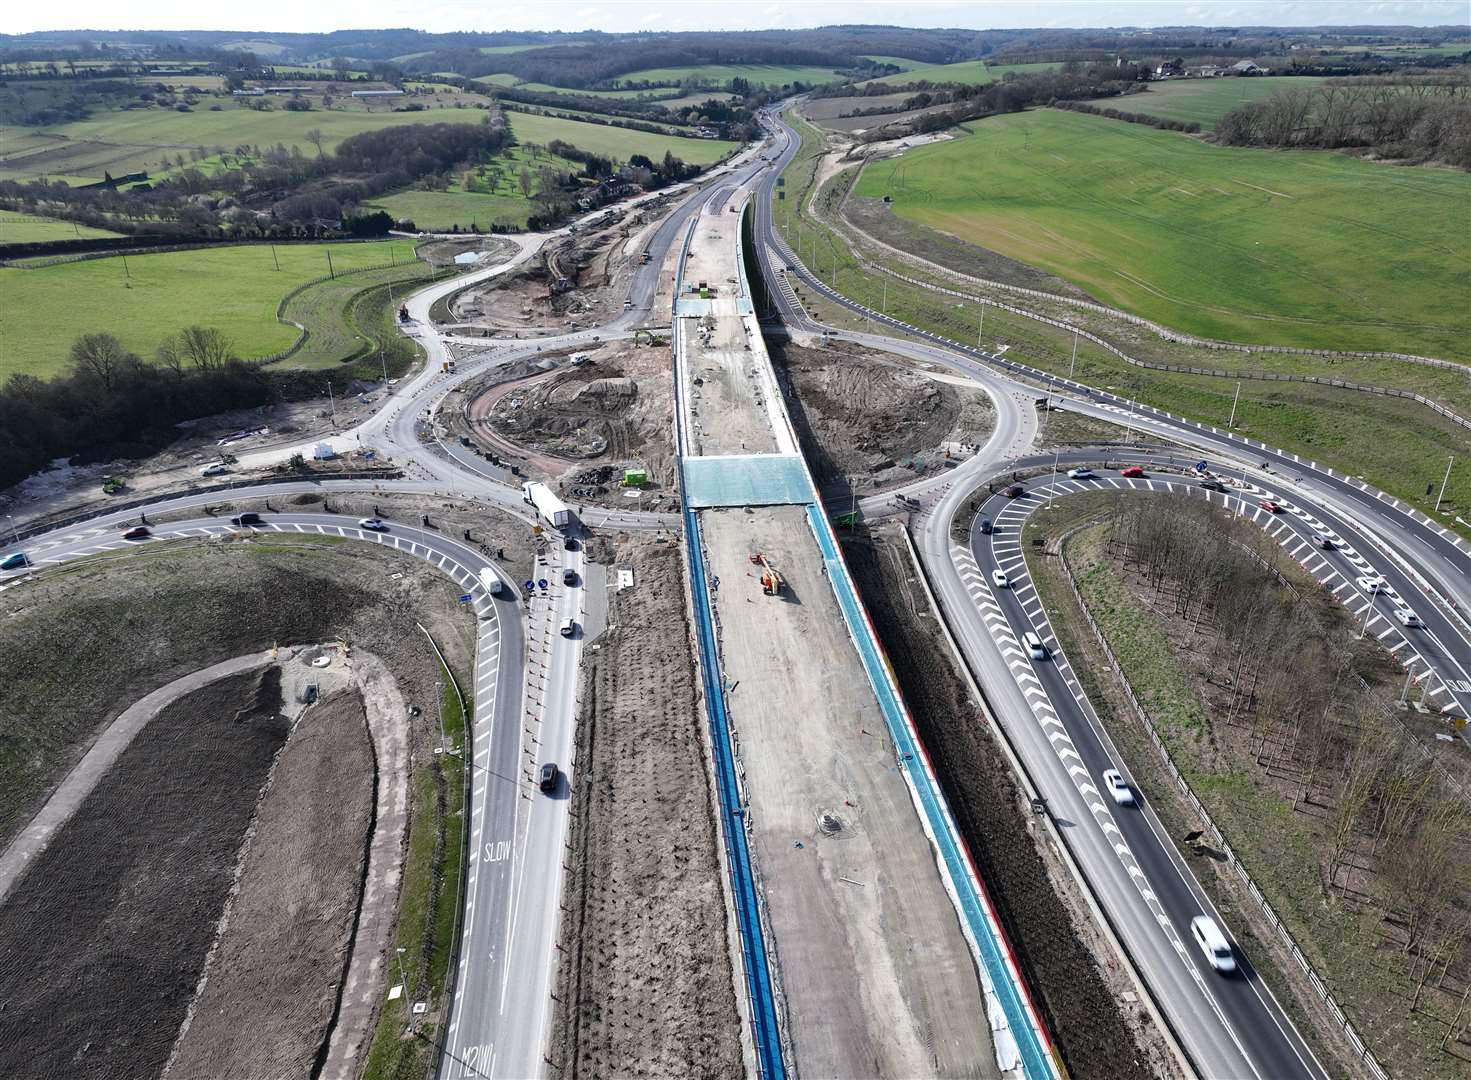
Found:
<box><xmin>862</xmin><ymin>55</ymin><xmax>933</xmax><ymax>71</ymax></box>
<box><xmin>0</xmin><ymin>98</ymin><xmax>729</xmax><ymax>186</ymax></box>
<box><xmin>855</xmin><ymin>109</ymin><xmax>1470</xmax><ymax>359</ymax></box>
<box><xmin>370</xmin><ymin>187</ymin><xmax>535</xmax><ymax>230</ymax></box>
<box><xmin>858</xmin><ymin>59</ymin><xmax>1061</xmax><ymax>88</ymax></box>
<box><xmin>614</xmin><ymin>63</ymin><xmax>846</xmax><ymax>88</ymax></box>
<box><xmin>0</xmin><ymin>209</ymin><xmax>121</xmax><ymax>243</ymax></box>
<box><xmin>0</xmin><ymin>103</ymin><xmax>499</xmax><ymax>185</ymax></box>
<box><xmin>1088</xmin><ymin>77</ymin><xmax>1328</xmax><ymax>130</ymax></box>
<box><xmin>507</xmin><ymin>110</ymin><xmax>736</xmax><ymax>162</ymax></box>
<box><xmin>0</xmin><ymin>240</ymin><xmax>419</xmax><ymax>378</ymax></box>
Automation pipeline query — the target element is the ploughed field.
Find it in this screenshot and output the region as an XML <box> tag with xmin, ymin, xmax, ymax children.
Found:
<box><xmin>854</xmin><ymin>108</ymin><xmax>1471</xmax><ymax>360</ymax></box>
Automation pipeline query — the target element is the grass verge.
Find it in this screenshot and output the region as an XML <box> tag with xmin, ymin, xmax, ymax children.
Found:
<box><xmin>1023</xmin><ymin>495</ymin><xmax>1467</xmax><ymax>1079</ymax></box>
<box><xmin>770</xmin><ymin>110</ymin><xmax>1471</xmax><ymax>533</ymax></box>
<box><xmin>361</xmin><ymin>663</ymin><xmax>469</xmax><ymax>1080</ymax></box>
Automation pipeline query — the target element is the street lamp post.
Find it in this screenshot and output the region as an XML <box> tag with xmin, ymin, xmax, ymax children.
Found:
<box><xmin>1435</xmin><ymin>456</ymin><xmax>1454</xmax><ymax>512</ymax></box>
<box><xmin>395</xmin><ymin>946</ymin><xmax>411</xmax><ymax>1032</ymax></box>
<box><xmin>1228</xmin><ymin>381</ymin><xmax>1242</xmax><ymax>429</ymax></box>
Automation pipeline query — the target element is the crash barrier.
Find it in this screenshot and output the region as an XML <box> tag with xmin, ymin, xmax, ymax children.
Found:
<box><xmin>6</xmin><ymin>471</ymin><xmax>402</xmax><ymax>548</ymax></box>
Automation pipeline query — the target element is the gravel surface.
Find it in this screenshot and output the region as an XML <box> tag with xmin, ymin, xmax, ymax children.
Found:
<box><xmin>165</xmin><ymin>687</ymin><xmax>374</xmax><ymax>1080</ymax></box>
<box><xmin>0</xmin><ymin>668</ymin><xmax>287</xmax><ymax>1080</ymax></box>
<box><xmin>550</xmin><ymin>540</ymin><xmax>743</xmax><ymax>1079</ymax></box>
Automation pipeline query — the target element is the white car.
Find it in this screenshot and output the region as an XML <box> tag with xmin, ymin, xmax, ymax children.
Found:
<box><xmin>1356</xmin><ymin>575</ymin><xmax>1385</xmax><ymax>594</ymax></box>
<box><xmin>1067</xmin><ymin>467</ymin><xmax>1094</xmax><ymax>480</ymax></box>
<box><xmin>991</xmin><ymin>569</ymin><xmax>1011</xmax><ymax>589</ymax></box>
<box><xmin>1190</xmin><ymin>915</ymin><xmax>1237</xmax><ymax>974</ymax></box>
<box><xmin>1102</xmin><ymin>769</ymin><xmax>1135</xmax><ymax>806</ymax></box>
<box><xmin>358</xmin><ymin>517</ymin><xmax>389</xmax><ymax>532</ymax></box>
<box><xmin>1395</xmin><ymin>608</ymin><xmax>1423</xmax><ymax>628</ymax></box>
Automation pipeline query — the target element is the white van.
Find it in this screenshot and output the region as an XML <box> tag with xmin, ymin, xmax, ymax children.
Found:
<box><xmin>1023</xmin><ymin>632</ymin><xmax>1048</xmax><ymax>661</ymax></box>
<box><xmin>1190</xmin><ymin>916</ymin><xmax>1237</xmax><ymax>974</ymax></box>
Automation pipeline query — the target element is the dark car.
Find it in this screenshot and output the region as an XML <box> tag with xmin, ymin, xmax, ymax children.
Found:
<box><xmin>1003</xmin><ymin>484</ymin><xmax>1024</xmax><ymax>498</ymax></box>
<box><xmin>563</xmin><ymin>537</ymin><xmax>579</xmax><ymax>551</ymax></box>
<box><xmin>0</xmin><ymin>552</ymin><xmax>29</xmax><ymax>571</ymax></box>
<box><xmin>562</xmin><ymin>568</ymin><xmax>578</xmax><ymax>586</ymax></box>
<box><xmin>979</xmin><ymin>518</ymin><xmax>993</xmax><ymax>535</ymax></box>
<box><xmin>538</xmin><ymin>762</ymin><xmax>560</xmax><ymax>793</ymax></box>
<box><xmin>1199</xmin><ymin>479</ymin><xmax>1226</xmax><ymax>493</ymax></box>
<box><xmin>230</xmin><ymin>512</ymin><xmax>263</xmax><ymax>527</ymax></box>
<box><xmin>122</xmin><ymin>525</ymin><xmax>151</xmax><ymax>540</ymax></box>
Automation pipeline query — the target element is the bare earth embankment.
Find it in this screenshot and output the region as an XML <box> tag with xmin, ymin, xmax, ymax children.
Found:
<box><xmin>0</xmin><ymin>668</ymin><xmax>287</xmax><ymax>1080</ymax></box>
<box><xmin>166</xmin><ymin>687</ymin><xmax>375</xmax><ymax>1080</ymax></box>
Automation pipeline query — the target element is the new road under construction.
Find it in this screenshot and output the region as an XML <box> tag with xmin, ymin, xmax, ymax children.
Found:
<box><xmin>672</xmin><ymin>179</ymin><xmax>1052</xmax><ymax>1078</ymax></box>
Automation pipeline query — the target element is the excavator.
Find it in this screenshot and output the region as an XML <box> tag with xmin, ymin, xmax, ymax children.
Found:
<box><xmin>749</xmin><ymin>552</ymin><xmax>783</xmax><ymax>596</ymax></box>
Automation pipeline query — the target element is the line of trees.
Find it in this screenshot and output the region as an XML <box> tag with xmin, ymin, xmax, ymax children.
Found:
<box><xmin>0</xmin><ymin>331</ymin><xmax>326</xmax><ymax>489</ymax></box>
<box><xmin>1214</xmin><ymin>77</ymin><xmax>1471</xmax><ymax>166</ymax></box>
<box><xmin>0</xmin><ymin>118</ymin><xmax>512</xmax><ymax>241</ymax></box>
<box><xmin>1104</xmin><ymin>497</ymin><xmax>1471</xmax><ymax>1050</ymax></box>
<box><xmin>1053</xmin><ymin>99</ymin><xmax>1203</xmax><ymax>133</ymax></box>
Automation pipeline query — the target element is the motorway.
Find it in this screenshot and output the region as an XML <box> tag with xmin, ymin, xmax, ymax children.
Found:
<box><xmin>0</xmin><ymin>134</ymin><xmax>787</xmax><ymax>1080</ymax></box>
<box><xmin>744</xmin><ymin>106</ymin><xmax>1468</xmax><ymax>1078</ymax></box>
<box><xmin>4</xmin><ymin>105</ymin><xmax>1467</xmax><ymax>1080</ymax></box>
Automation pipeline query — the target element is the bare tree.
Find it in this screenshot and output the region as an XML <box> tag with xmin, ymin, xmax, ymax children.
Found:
<box><xmin>70</xmin><ymin>334</ymin><xmax>131</xmax><ymax>390</ymax></box>
<box><xmin>305</xmin><ymin>128</ymin><xmax>326</xmax><ymax>159</ymax></box>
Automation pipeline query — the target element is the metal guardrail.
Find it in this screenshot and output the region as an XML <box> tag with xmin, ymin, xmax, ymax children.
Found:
<box><xmin>1053</xmin><ymin>531</ymin><xmax>1389</xmax><ymax>1080</ymax></box>
<box><xmin>6</xmin><ymin>471</ymin><xmax>402</xmax><ymax>548</ymax></box>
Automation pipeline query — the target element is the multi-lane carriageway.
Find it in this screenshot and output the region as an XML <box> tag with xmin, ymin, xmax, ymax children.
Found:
<box><xmin>748</xmin><ymin>105</ymin><xmax>1471</xmax><ymax>1079</ymax></box>
<box><xmin>2</xmin><ymin>105</ymin><xmax>1468</xmax><ymax>1080</ymax></box>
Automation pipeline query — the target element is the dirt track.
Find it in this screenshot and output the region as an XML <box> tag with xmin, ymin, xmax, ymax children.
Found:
<box><xmin>550</xmin><ymin>540</ymin><xmax>743</xmax><ymax>1079</ymax></box>
<box><xmin>0</xmin><ymin>668</ymin><xmax>287</xmax><ymax>1080</ymax></box>
<box><xmin>165</xmin><ymin>687</ymin><xmax>374</xmax><ymax>1080</ymax></box>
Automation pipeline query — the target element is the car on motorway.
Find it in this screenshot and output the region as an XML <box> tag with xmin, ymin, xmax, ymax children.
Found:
<box><xmin>358</xmin><ymin>518</ymin><xmax>389</xmax><ymax>531</ymax></box>
<box><xmin>1356</xmin><ymin>575</ymin><xmax>1386</xmax><ymax>594</ymax></box>
<box><xmin>1313</xmin><ymin>533</ymin><xmax>1336</xmax><ymax>550</ymax></box>
<box><xmin>1259</xmin><ymin>499</ymin><xmax>1282</xmax><ymax>513</ymax></box>
<box><xmin>991</xmin><ymin>569</ymin><xmax>1010</xmax><ymax>589</ymax></box>
<box><xmin>1067</xmin><ymin>467</ymin><xmax>1094</xmax><ymax>480</ymax></box>
<box><xmin>230</xmin><ymin>512</ymin><xmax>263</xmax><ymax>527</ymax></box>
<box><xmin>1102</xmin><ymin>769</ymin><xmax>1135</xmax><ymax>806</ymax></box>
<box><xmin>1394</xmin><ymin>608</ymin><xmax>1424</xmax><ymax>628</ymax></box>
<box><xmin>1199</xmin><ymin>478</ymin><xmax>1226</xmax><ymax>493</ymax></box>
<box><xmin>1119</xmin><ymin>466</ymin><xmax>1146</xmax><ymax>478</ymax></box>
<box><xmin>1</xmin><ymin>552</ymin><xmax>29</xmax><ymax>571</ymax></box>
<box><xmin>538</xmin><ymin>762</ymin><xmax>560</xmax><ymax>793</ymax></box>
<box><xmin>1190</xmin><ymin>915</ymin><xmax>1237</xmax><ymax>974</ymax></box>
<box><xmin>1023</xmin><ymin>631</ymin><xmax>1048</xmax><ymax>660</ymax></box>
<box><xmin>121</xmin><ymin>526</ymin><xmax>150</xmax><ymax>540</ymax></box>
<box><xmin>1003</xmin><ymin>484</ymin><xmax>1024</xmax><ymax>498</ymax></box>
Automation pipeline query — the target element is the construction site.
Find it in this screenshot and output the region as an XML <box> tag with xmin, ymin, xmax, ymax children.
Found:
<box><xmin>433</xmin><ymin>198</ymin><xmax>678</xmax><ymax>338</ymax></box>
<box><xmin>675</xmin><ymin>192</ymin><xmax>1002</xmax><ymax>1078</ymax></box>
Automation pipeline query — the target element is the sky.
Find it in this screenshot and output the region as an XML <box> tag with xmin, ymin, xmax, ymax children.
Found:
<box><xmin>5</xmin><ymin>0</ymin><xmax>1468</xmax><ymax>36</ymax></box>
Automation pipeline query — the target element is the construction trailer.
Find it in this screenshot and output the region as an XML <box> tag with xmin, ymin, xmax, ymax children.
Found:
<box><xmin>522</xmin><ymin>481</ymin><xmax>574</xmax><ymax>529</ymax></box>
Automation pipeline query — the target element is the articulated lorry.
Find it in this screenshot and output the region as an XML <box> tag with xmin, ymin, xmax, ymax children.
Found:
<box><xmin>522</xmin><ymin>481</ymin><xmax>574</xmax><ymax>530</ymax></box>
